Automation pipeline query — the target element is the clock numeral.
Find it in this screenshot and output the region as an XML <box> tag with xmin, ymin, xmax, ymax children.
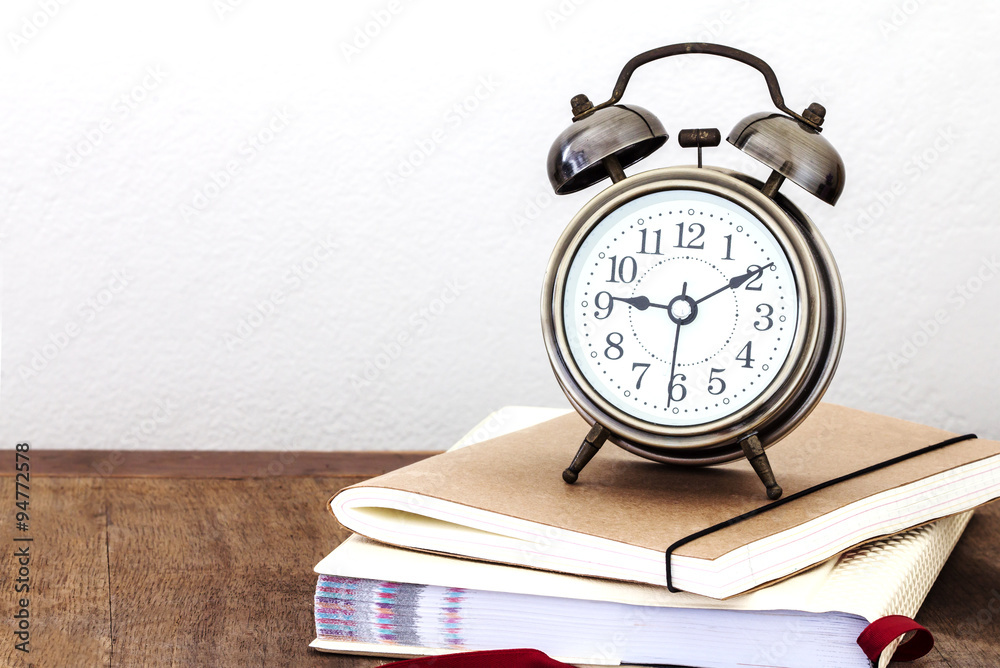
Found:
<box><xmin>708</xmin><ymin>368</ymin><xmax>726</xmax><ymax>395</ymax></box>
<box><xmin>669</xmin><ymin>373</ymin><xmax>687</xmax><ymax>403</ymax></box>
<box><xmin>607</xmin><ymin>255</ymin><xmax>637</xmax><ymax>283</ymax></box>
<box><xmin>744</xmin><ymin>265</ymin><xmax>764</xmax><ymax>291</ymax></box>
<box><xmin>637</xmin><ymin>228</ymin><xmax>662</xmax><ymax>255</ymax></box>
<box><xmin>736</xmin><ymin>341</ymin><xmax>755</xmax><ymax>369</ymax></box>
<box><xmin>722</xmin><ymin>234</ymin><xmax>734</xmax><ymax>261</ymax></box>
<box><xmin>594</xmin><ymin>291</ymin><xmax>614</xmax><ymax>320</ymax></box>
<box><xmin>754</xmin><ymin>303</ymin><xmax>774</xmax><ymax>331</ymax></box>
<box><xmin>632</xmin><ymin>362</ymin><xmax>650</xmax><ymax>389</ymax></box>
<box><xmin>604</xmin><ymin>332</ymin><xmax>624</xmax><ymax>360</ymax></box>
<box><xmin>674</xmin><ymin>223</ymin><xmax>705</xmax><ymax>249</ymax></box>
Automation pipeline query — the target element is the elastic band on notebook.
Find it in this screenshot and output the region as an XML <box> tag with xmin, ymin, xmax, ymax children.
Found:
<box><xmin>664</xmin><ymin>433</ymin><xmax>978</xmax><ymax>592</ymax></box>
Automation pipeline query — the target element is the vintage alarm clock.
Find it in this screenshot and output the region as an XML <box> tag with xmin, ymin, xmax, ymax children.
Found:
<box><xmin>541</xmin><ymin>43</ymin><xmax>845</xmax><ymax>499</ymax></box>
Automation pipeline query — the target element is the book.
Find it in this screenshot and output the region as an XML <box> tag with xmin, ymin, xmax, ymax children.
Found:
<box><xmin>329</xmin><ymin>403</ymin><xmax>1000</xmax><ymax>599</ymax></box>
<box><xmin>312</xmin><ymin>511</ymin><xmax>972</xmax><ymax>668</ymax></box>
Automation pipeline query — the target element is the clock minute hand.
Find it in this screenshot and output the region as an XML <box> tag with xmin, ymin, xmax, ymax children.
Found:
<box><xmin>666</xmin><ymin>282</ymin><xmax>687</xmax><ymax>408</ymax></box>
<box><xmin>695</xmin><ymin>262</ymin><xmax>775</xmax><ymax>304</ymax></box>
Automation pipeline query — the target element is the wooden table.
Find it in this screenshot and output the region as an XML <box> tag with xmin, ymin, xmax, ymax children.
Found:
<box><xmin>2</xmin><ymin>450</ymin><xmax>998</xmax><ymax>667</ymax></box>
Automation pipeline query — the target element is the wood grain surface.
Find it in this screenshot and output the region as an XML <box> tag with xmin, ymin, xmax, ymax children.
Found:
<box><xmin>2</xmin><ymin>450</ymin><xmax>440</xmax><ymax>478</ymax></box>
<box><xmin>0</xmin><ymin>454</ymin><xmax>997</xmax><ymax>667</ymax></box>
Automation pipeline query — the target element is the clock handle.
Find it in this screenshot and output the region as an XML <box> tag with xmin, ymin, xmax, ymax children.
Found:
<box><xmin>562</xmin><ymin>423</ymin><xmax>609</xmax><ymax>484</ymax></box>
<box><xmin>572</xmin><ymin>42</ymin><xmax>821</xmax><ymax>131</ymax></box>
<box><xmin>740</xmin><ymin>433</ymin><xmax>783</xmax><ymax>500</ymax></box>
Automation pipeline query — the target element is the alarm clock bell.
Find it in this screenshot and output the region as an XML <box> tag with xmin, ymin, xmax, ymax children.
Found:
<box><xmin>548</xmin><ymin>48</ymin><xmax>844</xmax><ymax>205</ymax></box>
<box><xmin>542</xmin><ymin>43</ymin><xmax>847</xmax><ymax>500</ymax></box>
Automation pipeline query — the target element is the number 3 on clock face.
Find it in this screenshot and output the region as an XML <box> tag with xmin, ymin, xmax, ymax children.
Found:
<box><xmin>561</xmin><ymin>187</ymin><xmax>799</xmax><ymax>429</ymax></box>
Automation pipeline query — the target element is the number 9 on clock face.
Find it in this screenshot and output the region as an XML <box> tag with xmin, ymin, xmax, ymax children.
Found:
<box><xmin>563</xmin><ymin>187</ymin><xmax>797</xmax><ymax>428</ymax></box>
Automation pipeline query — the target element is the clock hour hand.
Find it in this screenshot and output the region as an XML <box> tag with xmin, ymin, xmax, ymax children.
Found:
<box><xmin>611</xmin><ymin>295</ymin><xmax>676</xmax><ymax>311</ymax></box>
<box><xmin>611</xmin><ymin>295</ymin><xmax>651</xmax><ymax>310</ymax></box>
<box><xmin>695</xmin><ymin>262</ymin><xmax>775</xmax><ymax>304</ymax></box>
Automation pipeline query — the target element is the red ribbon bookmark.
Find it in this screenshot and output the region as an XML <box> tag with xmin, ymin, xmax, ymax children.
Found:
<box><xmin>857</xmin><ymin>615</ymin><xmax>934</xmax><ymax>663</ymax></box>
<box><xmin>380</xmin><ymin>648</ymin><xmax>572</xmax><ymax>668</ymax></box>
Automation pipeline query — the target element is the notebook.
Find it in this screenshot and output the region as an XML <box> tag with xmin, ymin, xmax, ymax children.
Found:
<box><xmin>312</xmin><ymin>512</ymin><xmax>972</xmax><ymax>668</ymax></box>
<box><xmin>330</xmin><ymin>403</ymin><xmax>1000</xmax><ymax>598</ymax></box>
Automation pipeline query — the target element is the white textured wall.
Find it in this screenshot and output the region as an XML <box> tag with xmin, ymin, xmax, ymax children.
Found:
<box><xmin>1</xmin><ymin>0</ymin><xmax>998</xmax><ymax>452</ymax></box>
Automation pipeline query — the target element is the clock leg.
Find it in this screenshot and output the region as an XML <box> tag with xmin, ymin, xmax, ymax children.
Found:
<box><xmin>740</xmin><ymin>433</ymin><xmax>783</xmax><ymax>500</ymax></box>
<box><xmin>562</xmin><ymin>423</ymin><xmax>609</xmax><ymax>484</ymax></box>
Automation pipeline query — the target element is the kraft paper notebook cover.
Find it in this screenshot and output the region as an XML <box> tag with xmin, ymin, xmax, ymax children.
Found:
<box><xmin>330</xmin><ymin>403</ymin><xmax>1000</xmax><ymax>598</ymax></box>
<box><xmin>311</xmin><ymin>512</ymin><xmax>971</xmax><ymax>668</ymax></box>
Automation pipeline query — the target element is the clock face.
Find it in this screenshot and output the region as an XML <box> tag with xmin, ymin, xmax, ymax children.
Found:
<box><xmin>561</xmin><ymin>188</ymin><xmax>799</xmax><ymax>429</ymax></box>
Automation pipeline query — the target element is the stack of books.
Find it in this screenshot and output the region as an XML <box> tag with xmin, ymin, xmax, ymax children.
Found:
<box><xmin>310</xmin><ymin>404</ymin><xmax>1000</xmax><ymax>667</ymax></box>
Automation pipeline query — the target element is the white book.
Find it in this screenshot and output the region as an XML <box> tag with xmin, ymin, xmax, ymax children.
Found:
<box><xmin>312</xmin><ymin>515</ymin><xmax>970</xmax><ymax>668</ymax></box>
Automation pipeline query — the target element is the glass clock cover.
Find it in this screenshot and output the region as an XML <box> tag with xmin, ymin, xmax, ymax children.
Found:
<box><xmin>562</xmin><ymin>189</ymin><xmax>797</xmax><ymax>429</ymax></box>
<box><xmin>562</xmin><ymin>190</ymin><xmax>799</xmax><ymax>426</ymax></box>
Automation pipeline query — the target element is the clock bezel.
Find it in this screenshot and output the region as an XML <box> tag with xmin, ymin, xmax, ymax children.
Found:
<box><xmin>541</xmin><ymin>166</ymin><xmax>844</xmax><ymax>464</ymax></box>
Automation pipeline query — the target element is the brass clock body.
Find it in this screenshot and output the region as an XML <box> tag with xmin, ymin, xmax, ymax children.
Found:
<box><xmin>540</xmin><ymin>43</ymin><xmax>847</xmax><ymax>498</ymax></box>
<box><xmin>541</xmin><ymin>166</ymin><xmax>844</xmax><ymax>466</ymax></box>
